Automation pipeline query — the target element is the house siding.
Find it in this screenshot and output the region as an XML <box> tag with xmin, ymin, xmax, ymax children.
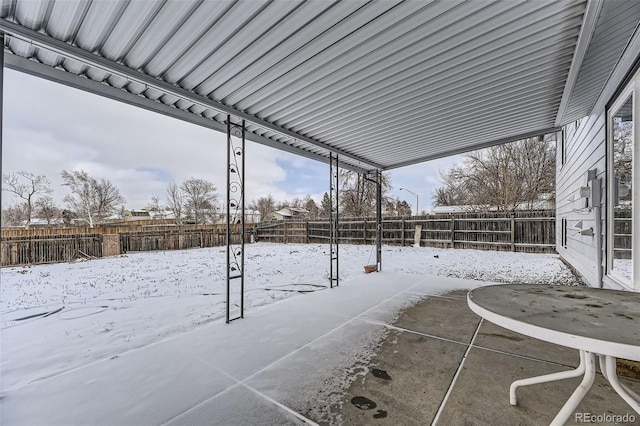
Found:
<box><xmin>556</xmin><ymin>112</ymin><xmax>607</xmax><ymax>287</ymax></box>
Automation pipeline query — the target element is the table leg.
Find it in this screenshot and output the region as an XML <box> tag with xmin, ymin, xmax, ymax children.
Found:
<box><xmin>600</xmin><ymin>355</ymin><xmax>640</xmax><ymax>414</ymax></box>
<box><xmin>550</xmin><ymin>351</ymin><xmax>596</xmax><ymax>426</ymax></box>
<box><xmin>510</xmin><ymin>350</ymin><xmax>586</xmax><ymax>406</ymax></box>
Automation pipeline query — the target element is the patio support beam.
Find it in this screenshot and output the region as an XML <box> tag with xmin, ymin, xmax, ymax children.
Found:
<box><xmin>329</xmin><ymin>153</ymin><xmax>339</xmax><ymax>288</ymax></box>
<box><xmin>226</xmin><ymin>116</ymin><xmax>245</xmax><ymax>323</ymax></box>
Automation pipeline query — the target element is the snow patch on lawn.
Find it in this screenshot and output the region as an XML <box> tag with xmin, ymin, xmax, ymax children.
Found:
<box><xmin>1</xmin><ymin>243</ymin><xmax>580</xmax><ymax>394</ymax></box>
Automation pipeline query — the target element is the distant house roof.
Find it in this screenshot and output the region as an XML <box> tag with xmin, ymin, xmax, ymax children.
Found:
<box><xmin>274</xmin><ymin>209</ymin><xmax>293</xmax><ymax>218</ymax></box>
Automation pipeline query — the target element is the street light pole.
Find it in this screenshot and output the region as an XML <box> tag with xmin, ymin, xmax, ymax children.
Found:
<box><xmin>399</xmin><ymin>187</ymin><xmax>419</xmax><ymax>216</ymax></box>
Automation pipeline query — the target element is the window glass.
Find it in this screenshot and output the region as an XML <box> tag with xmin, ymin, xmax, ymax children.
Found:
<box><xmin>611</xmin><ymin>95</ymin><xmax>633</xmax><ymax>281</ymax></box>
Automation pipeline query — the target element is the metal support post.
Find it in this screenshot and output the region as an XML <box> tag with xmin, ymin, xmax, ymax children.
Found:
<box><xmin>329</xmin><ymin>153</ymin><xmax>339</xmax><ymax>287</ymax></box>
<box><xmin>376</xmin><ymin>170</ymin><xmax>382</xmax><ymax>271</ymax></box>
<box><xmin>364</xmin><ymin>171</ymin><xmax>383</xmax><ymax>272</ymax></box>
<box><xmin>226</xmin><ymin>116</ymin><xmax>245</xmax><ymax>323</ymax></box>
<box><xmin>1</xmin><ymin>33</ymin><xmax>4</xmax><ymax>228</ymax></box>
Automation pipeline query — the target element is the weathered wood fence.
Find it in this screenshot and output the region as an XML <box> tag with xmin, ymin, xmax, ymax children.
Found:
<box><xmin>120</xmin><ymin>225</ymin><xmax>251</xmax><ymax>252</ymax></box>
<box><xmin>1</xmin><ymin>224</ymin><xmax>254</xmax><ymax>267</ymax></box>
<box><xmin>1</xmin><ymin>234</ymin><xmax>103</xmax><ymax>266</ymax></box>
<box><xmin>613</xmin><ymin>209</ymin><xmax>632</xmax><ymax>259</ymax></box>
<box><xmin>1</xmin><ymin>212</ymin><xmax>555</xmax><ymax>266</ymax></box>
<box><xmin>256</xmin><ymin>211</ymin><xmax>556</xmax><ymax>253</ymax></box>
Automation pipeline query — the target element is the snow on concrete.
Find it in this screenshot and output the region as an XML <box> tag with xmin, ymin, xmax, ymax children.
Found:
<box><xmin>0</xmin><ymin>243</ymin><xmax>581</xmax><ymax>424</ymax></box>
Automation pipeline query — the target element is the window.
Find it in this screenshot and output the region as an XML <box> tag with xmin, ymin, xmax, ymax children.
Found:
<box><xmin>561</xmin><ymin>218</ymin><xmax>568</xmax><ymax>249</ymax></box>
<box><xmin>607</xmin><ymin>74</ymin><xmax>638</xmax><ymax>290</ymax></box>
<box><xmin>560</xmin><ymin>129</ymin><xmax>567</xmax><ymax>166</ymax></box>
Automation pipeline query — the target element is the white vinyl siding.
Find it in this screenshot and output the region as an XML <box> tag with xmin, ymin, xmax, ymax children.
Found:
<box><xmin>556</xmin><ymin>112</ymin><xmax>606</xmax><ymax>287</ymax></box>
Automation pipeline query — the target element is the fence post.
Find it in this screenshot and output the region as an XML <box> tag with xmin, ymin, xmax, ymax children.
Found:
<box><xmin>305</xmin><ymin>220</ymin><xmax>309</xmax><ymax>244</ymax></box>
<box><xmin>510</xmin><ymin>214</ymin><xmax>515</xmax><ymax>252</ymax></box>
<box><xmin>400</xmin><ymin>219</ymin><xmax>405</xmax><ymax>246</ymax></box>
<box><xmin>363</xmin><ymin>220</ymin><xmax>368</xmax><ymax>244</ymax></box>
<box><xmin>30</xmin><ymin>237</ymin><xmax>36</xmax><ymax>264</ymax></box>
<box><xmin>283</xmin><ymin>221</ymin><xmax>287</xmax><ymax>244</ymax></box>
<box><xmin>450</xmin><ymin>217</ymin><xmax>455</xmax><ymax>248</ymax></box>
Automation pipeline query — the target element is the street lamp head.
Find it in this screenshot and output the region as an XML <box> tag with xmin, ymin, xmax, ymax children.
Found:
<box><xmin>398</xmin><ymin>187</ymin><xmax>419</xmax><ymax>215</ymax></box>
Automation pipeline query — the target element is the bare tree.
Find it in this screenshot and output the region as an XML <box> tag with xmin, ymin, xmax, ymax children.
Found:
<box><xmin>61</xmin><ymin>209</ymin><xmax>75</xmax><ymax>225</ymax></box>
<box><xmin>339</xmin><ymin>171</ymin><xmax>392</xmax><ymax>217</ymax></box>
<box><xmin>35</xmin><ymin>196</ymin><xmax>61</xmax><ymax>225</ymax></box>
<box><xmin>146</xmin><ymin>195</ymin><xmax>167</xmax><ymax>220</ymax></box>
<box><xmin>61</xmin><ymin>170</ymin><xmax>125</xmax><ymax>227</ymax></box>
<box><xmin>396</xmin><ymin>199</ymin><xmax>412</xmax><ymax>216</ymax></box>
<box><xmin>166</xmin><ymin>181</ymin><xmax>184</xmax><ymax>224</ymax></box>
<box><xmin>2</xmin><ymin>203</ymin><xmax>29</xmax><ymax>227</ymax></box>
<box><xmin>94</xmin><ymin>178</ymin><xmax>126</xmax><ymax>220</ymax></box>
<box><xmin>434</xmin><ymin>138</ymin><xmax>555</xmax><ymax>211</ymax></box>
<box><xmin>2</xmin><ymin>171</ymin><xmax>52</xmax><ymax>229</ymax></box>
<box><xmin>303</xmin><ymin>195</ymin><xmax>320</xmax><ymax>219</ymax></box>
<box><xmin>181</xmin><ymin>178</ymin><xmax>218</xmax><ymax>224</ymax></box>
<box><xmin>249</xmin><ymin>194</ymin><xmax>276</xmax><ymax>222</ymax></box>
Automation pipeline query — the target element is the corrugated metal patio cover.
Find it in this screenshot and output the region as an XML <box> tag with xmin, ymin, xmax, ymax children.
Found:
<box><xmin>1</xmin><ymin>0</ymin><xmax>639</xmax><ymax>171</ymax></box>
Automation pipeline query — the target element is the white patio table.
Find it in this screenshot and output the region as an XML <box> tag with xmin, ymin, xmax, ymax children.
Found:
<box><xmin>467</xmin><ymin>284</ymin><xmax>640</xmax><ymax>425</ymax></box>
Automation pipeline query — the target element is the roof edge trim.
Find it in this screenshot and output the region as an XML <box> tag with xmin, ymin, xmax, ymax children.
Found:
<box><xmin>590</xmin><ymin>21</ymin><xmax>640</xmax><ymax>116</ymax></box>
<box><xmin>554</xmin><ymin>0</ymin><xmax>603</xmax><ymax>127</ymax></box>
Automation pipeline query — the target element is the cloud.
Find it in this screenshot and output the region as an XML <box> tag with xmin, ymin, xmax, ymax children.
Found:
<box><xmin>3</xmin><ymin>70</ymin><xmax>311</xmax><ymax>209</ymax></box>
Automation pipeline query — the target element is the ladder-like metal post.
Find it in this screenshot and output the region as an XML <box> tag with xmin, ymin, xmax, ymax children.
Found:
<box><xmin>226</xmin><ymin>117</ymin><xmax>245</xmax><ymax>322</ymax></box>
<box><xmin>329</xmin><ymin>153</ymin><xmax>339</xmax><ymax>287</ymax></box>
<box><xmin>376</xmin><ymin>170</ymin><xmax>382</xmax><ymax>271</ymax></box>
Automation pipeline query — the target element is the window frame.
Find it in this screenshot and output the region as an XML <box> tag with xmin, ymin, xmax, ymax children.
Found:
<box><xmin>606</xmin><ymin>73</ymin><xmax>638</xmax><ymax>290</ymax></box>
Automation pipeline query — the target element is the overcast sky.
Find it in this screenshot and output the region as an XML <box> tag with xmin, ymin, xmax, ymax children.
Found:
<box><xmin>2</xmin><ymin>69</ymin><xmax>461</xmax><ymax>214</ymax></box>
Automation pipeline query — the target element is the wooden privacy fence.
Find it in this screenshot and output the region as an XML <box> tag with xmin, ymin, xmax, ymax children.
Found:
<box><xmin>255</xmin><ymin>211</ymin><xmax>556</xmax><ymax>253</ymax></box>
<box><xmin>1</xmin><ymin>234</ymin><xmax>103</xmax><ymax>266</ymax></box>
<box><xmin>1</xmin><ymin>224</ymin><xmax>255</xmax><ymax>267</ymax></box>
<box><xmin>120</xmin><ymin>225</ymin><xmax>252</xmax><ymax>252</ymax></box>
<box><xmin>613</xmin><ymin>209</ymin><xmax>632</xmax><ymax>259</ymax></box>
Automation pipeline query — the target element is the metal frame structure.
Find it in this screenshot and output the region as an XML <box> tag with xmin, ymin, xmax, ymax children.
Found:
<box><xmin>1</xmin><ymin>0</ymin><xmax>638</xmax><ymax>321</ymax></box>
<box><xmin>0</xmin><ymin>0</ymin><xmax>614</xmax><ymax>172</ymax></box>
<box><xmin>364</xmin><ymin>171</ymin><xmax>383</xmax><ymax>272</ymax></box>
<box><xmin>0</xmin><ymin>32</ymin><xmax>4</xmax><ymax>217</ymax></box>
<box><xmin>226</xmin><ymin>116</ymin><xmax>245</xmax><ymax>323</ymax></box>
<box><xmin>375</xmin><ymin>170</ymin><xmax>382</xmax><ymax>271</ymax></box>
<box><xmin>329</xmin><ymin>153</ymin><xmax>339</xmax><ymax>288</ymax></box>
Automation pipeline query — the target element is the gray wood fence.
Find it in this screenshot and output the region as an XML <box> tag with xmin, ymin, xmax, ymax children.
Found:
<box><xmin>1</xmin><ymin>234</ymin><xmax>103</xmax><ymax>266</ymax></box>
<box><xmin>1</xmin><ymin>212</ymin><xmax>556</xmax><ymax>267</ymax></box>
<box><xmin>255</xmin><ymin>211</ymin><xmax>556</xmax><ymax>253</ymax></box>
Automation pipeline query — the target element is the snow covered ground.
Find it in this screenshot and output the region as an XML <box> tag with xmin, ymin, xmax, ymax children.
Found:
<box><xmin>1</xmin><ymin>242</ymin><xmax>580</xmax><ymax>422</ymax></box>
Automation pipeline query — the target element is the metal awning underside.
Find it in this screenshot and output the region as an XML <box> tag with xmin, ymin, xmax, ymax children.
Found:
<box><xmin>2</xmin><ymin>0</ymin><xmax>640</xmax><ymax>172</ymax></box>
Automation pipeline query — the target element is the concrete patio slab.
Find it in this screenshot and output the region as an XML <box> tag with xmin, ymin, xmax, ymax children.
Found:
<box><xmin>164</xmin><ymin>384</ymin><xmax>305</xmax><ymax>426</ymax></box>
<box><xmin>436</xmin><ymin>345</ymin><xmax>640</xmax><ymax>426</ymax></box>
<box><xmin>393</xmin><ymin>294</ymin><xmax>480</xmax><ymax>343</ymax></box>
<box><xmin>335</xmin><ymin>328</ymin><xmax>468</xmax><ymax>425</ymax></box>
<box><xmin>3</xmin><ymin>274</ymin><xmax>638</xmax><ymax>426</ymax></box>
<box><xmin>474</xmin><ymin>320</ymin><xmax>580</xmax><ymax>368</ymax></box>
